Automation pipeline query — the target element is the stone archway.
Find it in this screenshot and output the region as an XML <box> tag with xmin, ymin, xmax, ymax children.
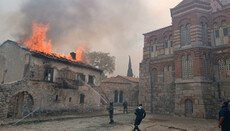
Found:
<box><xmin>7</xmin><ymin>91</ymin><xmax>34</xmax><ymax>118</ymax></box>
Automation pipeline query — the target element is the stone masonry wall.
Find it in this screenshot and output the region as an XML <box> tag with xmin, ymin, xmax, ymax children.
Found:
<box><xmin>0</xmin><ymin>80</ymin><xmax>104</xmax><ymax>118</ymax></box>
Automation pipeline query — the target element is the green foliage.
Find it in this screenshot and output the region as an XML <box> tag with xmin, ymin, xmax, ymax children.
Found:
<box><xmin>86</xmin><ymin>52</ymin><xmax>115</xmax><ymax>75</ymax></box>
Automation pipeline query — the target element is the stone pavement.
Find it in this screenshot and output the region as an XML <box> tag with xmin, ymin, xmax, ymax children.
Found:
<box><xmin>0</xmin><ymin>107</ymin><xmax>220</xmax><ymax>131</ymax></box>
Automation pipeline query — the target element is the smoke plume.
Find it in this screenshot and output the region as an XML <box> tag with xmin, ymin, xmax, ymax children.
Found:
<box><xmin>0</xmin><ymin>0</ymin><xmax>182</xmax><ymax>76</ymax></box>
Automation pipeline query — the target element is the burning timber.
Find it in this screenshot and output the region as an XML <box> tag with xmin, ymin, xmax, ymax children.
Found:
<box><xmin>0</xmin><ymin>40</ymin><xmax>108</xmax><ymax>119</ymax></box>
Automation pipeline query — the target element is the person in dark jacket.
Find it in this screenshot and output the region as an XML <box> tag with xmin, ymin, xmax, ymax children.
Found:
<box><xmin>133</xmin><ymin>104</ymin><xmax>146</xmax><ymax>131</ymax></box>
<box><xmin>218</xmin><ymin>101</ymin><xmax>230</xmax><ymax>131</ymax></box>
<box><xmin>123</xmin><ymin>101</ymin><xmax>128</xmax><ymax>113</ymax></box>
<box><xmin>108</xmin><ymin>102</ymin><xmax>114</xmax><ymax>124</ymax></box>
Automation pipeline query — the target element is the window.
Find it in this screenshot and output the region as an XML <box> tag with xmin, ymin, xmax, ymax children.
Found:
<box><xmin>55</xmin><ymin>95</ymin><xmax>58</xmax><ymax>101</ymax></box>
<box><xmin>185</xmin><ymin>99</ymin><xmax>193</xmax><ymax>114</ymax></box>
<box><xmin>88</xmin><ymin>75</ymin><xmax>94</xmax><ymax>85</ymax></box>
<box><xmin>80</xmin><ymin>94</ymin><xmax>85</xmax><ymax>104</ymax></box>
<box><xmin>180</xmin><ymin>26</ymin><xmax>186</xmax><ymax>46</ymax></box>
<box><xmin>170</xmin><ymin>41</ymin><xmax>173</xmax><ymax>47</ymax></box>
<box><xmin>114</xmin><ymin>90</ymin><xmax>118</xmax><ymax>103</ymax></box>
<box><xmin>226</xmin><ymin>59</ymin><xmax>230</xmax><ymax>70</ymax></box>
<box><xmin>182</xmin><ymin>55</ymin><xmax>193</xmax><ymax>79</ymax></box>
<box><xmin>119</xmin><ymin>91</ymin><xmax>123</xmax><ymax>103</ymax></box>
<box><xmin>218</xmin><ymin>59</ymin><xmax>225</xmax><ymax>71</ymax></box>
<box><xmin>201</xmin><ymin>23</ymin><xmax>208</xmax><ymax>44</ymax></box>
<box><xmin>164</xmin><ymin>42</ymin><xmax>168</xmax><ymax>48</ymax></box>
<box><xmin>180</xmin><ymin>24</ymin><xmax>191</xmax><ymax>46</ymax></box>
<box><xmin>216</xmin><ymin>30</ymin><xmax>220</xmax><ymax>38</ymax></box>
<box><xmin>186</xmin><ymin>24</ymin><xmax>191</xmax><ymax>44</ymax></box>
<box><xmin>44</xmin><ymin>68</ymin><xmax>54</xmax><ymax>82</ymax></box>
<box><xmin>187</xmin><ymin>55</ymin><xmax>193</xmax><ymax>77</ymax></box>
<box><xmin>223</xmin><ymin>28</ymin><xmax>228</xmax><ymax>36</ymax></box>
<box><xmin>77</xmin><ymin>73</ymin><xmax>85</xmax><ymax>82</ymax></box>
<box><xmin>69</xmin><ymin>97</ymin><xmax>72</xmax><ymax>102</ymax></box>
<box><xmin>182</xmin><ymin>56</ymin><xmax>187</xmax><ymax>78</ymax></box>
<box><xmin>150</xmin><ymin>45</ymin><xmax>154</xmax><ymax>52</ymax></box>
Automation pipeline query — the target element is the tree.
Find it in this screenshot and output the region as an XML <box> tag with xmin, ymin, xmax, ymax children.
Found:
<box><xmin>86</xmin><ymin>52</ymin><xmax>115</xmax><ymax>78</ymax></box>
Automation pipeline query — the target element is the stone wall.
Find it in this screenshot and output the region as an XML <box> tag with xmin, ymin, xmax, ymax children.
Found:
<box><xmin>101</xmin><ymin>81</ymin><xmax>138</xmax><ymax>106</ymax></box>
<box><xmin>0</xmin><ymin>80</ymin><xmax>104</xmax><ymax>118</ymax></box>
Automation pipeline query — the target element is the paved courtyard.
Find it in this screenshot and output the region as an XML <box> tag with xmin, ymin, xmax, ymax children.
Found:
<box><xmin>0</xmin><ymin>112</ymin><xmax>220</xmax><ymax>131</ymax></box>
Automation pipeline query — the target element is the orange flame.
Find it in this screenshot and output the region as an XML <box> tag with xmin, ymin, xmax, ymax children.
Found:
<box><xmin>24</xmin><ymin>23</ymin><xmax>52</xmax><ymax>54</ymax></box>
<box><xmin>76</xmin><ymin>43</ymin><xmax>86</xmax><ymax>61</ymax></box>
<box><xmin>23</xmin><ymin>22</ymin><xmax>86</xmax><ymax>63</ymax></box>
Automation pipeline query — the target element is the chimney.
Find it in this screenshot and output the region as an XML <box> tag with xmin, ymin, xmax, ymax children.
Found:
<box><xmin>70</xmin><ymin>52</ymin><xmax>76</xmax><ymax>60</ymax></box>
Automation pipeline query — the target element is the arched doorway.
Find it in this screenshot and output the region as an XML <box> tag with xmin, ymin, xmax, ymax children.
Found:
<box><xmin>185</xmin><ymin>99</ymin><xmax>193</xmax><ymax>116</ymax></box>
<box><xmin>7</xmin><ymin>91</ymin><xmax>34</xmax><ymax>118</ymax></box>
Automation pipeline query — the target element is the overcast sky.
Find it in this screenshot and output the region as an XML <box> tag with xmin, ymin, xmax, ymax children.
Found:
<box><xmin>0</xmin><ymin>0</ymin><xmax>182</xmax><ymax>77</ymax></box>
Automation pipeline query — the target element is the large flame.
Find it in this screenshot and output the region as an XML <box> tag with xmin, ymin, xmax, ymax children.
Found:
<box><xmin>23</xmin><ymin>22</ymin><xmax>85</xmax><ymax>62</ymax></box>
<box><xmin>24</xmin><ymin>23</ymin><xmax>52</xmax><ymax>54</ymax></box>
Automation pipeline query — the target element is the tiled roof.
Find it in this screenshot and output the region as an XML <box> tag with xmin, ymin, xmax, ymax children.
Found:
<box><xmin>118</xmin><ymin>75</ymin><xmax>139</xmax><ymax>83</ymax></box>
<box><xmin>102</xmin><ymin>75</ymin><xmax>139</xmax><ymax>83</ymax></box>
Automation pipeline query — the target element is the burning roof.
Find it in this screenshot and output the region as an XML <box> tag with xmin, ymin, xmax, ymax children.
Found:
<box><xmin>1</xmin><ymin>40</ymin><xmax>102</xmax><ymax>73</ymax></box>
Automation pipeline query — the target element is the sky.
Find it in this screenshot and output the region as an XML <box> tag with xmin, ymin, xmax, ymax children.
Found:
<box><xmin>0</xmin><ymin>0</ymin><xmax>182</xmax><ymax>77</ymax></box>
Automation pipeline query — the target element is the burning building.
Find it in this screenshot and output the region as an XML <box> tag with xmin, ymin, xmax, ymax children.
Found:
<box><xmin>0</xmin><ymin>40</ymin><xmax>107</xmax><ymax>118</ymax></box>
<box><xmin>139</xmin><ymin>0</ymin><xmax>230</xmax><ymax>119</ymax></box>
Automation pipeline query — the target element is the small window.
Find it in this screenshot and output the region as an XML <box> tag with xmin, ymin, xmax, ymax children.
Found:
<box><xmin>170</xmin><ymin>41</ymin><xmax>173</xmax><ymax>47</ymax></box>
<box><xmin>88</xmin><ymin>75</ymin><xmax>94</xmax><ymax>85</ymax></box>
<box><xmin>164</xmin><ymin>42</ymin><xmax>168</xmax><ymax>48</ymax></box>
<box><xmin>69</xmin><ymin>97</ymin><xmax>72</xmax><ymax>102</ymax></box>
<box><xmin>216</xmin><ymin>30</ymin><xmax>220</xmax><ymax>38</ymax></box>
<box><xmin>223</xmin><ymin>28</ymin><xmax>228</xmax><ymax>36</ymax></box>
<box><xmin>44</xmin><ymin>68</ymin><xmax>54</xmax><ymax>82</ymax></box>
<box><xmin>80</xmin><ymin>94</ymin><xmax>85</xmax><ymax>104</ymax></box>
<box><xmin>55</xmin><ymin>95</ymin><xmax>58</xmax><ymax>101</ymax></box>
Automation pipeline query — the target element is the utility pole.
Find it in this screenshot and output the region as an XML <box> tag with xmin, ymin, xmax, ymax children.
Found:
<box><xmin>148</xmin><ymin>45</ymin><xmax>153</xmax><ymax>113</ymax></box>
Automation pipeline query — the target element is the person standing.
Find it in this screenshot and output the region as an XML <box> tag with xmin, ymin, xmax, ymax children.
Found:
<box><xmin>218</xmin><ymin>101</ymin><xmax>230</xmax><ymax>131</ymax></box>
<box><xmin>108</xmin><ymin>102</ymin><xmax>114</xmax><ymax>124</ymax></box>
<box><xmin>123</xmin><ymin>101</ymin><xmax>128</xmax><ymax>113</ymax></box>
<box><xmin>133</xmin><ymin>104</ymin><xmax>146</xmax><ymax>131</ymax></box>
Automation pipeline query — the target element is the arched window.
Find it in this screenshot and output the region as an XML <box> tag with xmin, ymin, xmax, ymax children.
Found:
<box><xmin>182</xmin><ymin>56</ymin><xmax>187</xmax><ymax>78</ymax></box>
<box><xmin>201</xmin><ymin>22</ymin><xmax>208</xmax><ymax>45</ymax></box>
<box><xmin>80</xmin><ymin>94</ymin><xmax>85</xmax><ymax>104</ymax></box>
<box><xmin>181</xmin><ymin>24</ymin><xmax>191</xmax><ymax>46</ymax></box>
<box><xmin>187</xmin><ymin>55</ymin><xmax>193</xmax><ymax>77</ymax></box>
<box><xmin>186</xmin><ymin>24</ymin><xmax>191</xmax><ymax>44</ymax></box>
<box><xmin>114</xmin><ymin>90</ymin><xmax>118</xmax><ymax>103</ymax></box>
<box><xmin>180</xmin><ymin>26</ymin><xmax>186</xmax><ymax>46</ymax></box>
<box><xmin>119</xmin><ymin>91</ymin><xmax>123</xmax><ymax>103</ymax></box>
<box><xmin>185</xmin><ymin>99</ymin><xmax>193</xmax><ymax>114</ymax></box>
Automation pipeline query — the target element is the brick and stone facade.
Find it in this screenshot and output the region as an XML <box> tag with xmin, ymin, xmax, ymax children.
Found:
<box><xmin>0</xmin><ymin>40</ymin><xmax>107</xmax><ymax>118</ymax></box>
<box><xmin>139</xmin><ymin>0</ymin><xmax>230</xmax><ymax>118</ymax></box>
<box><xmin>100</xmin><ymin>75</ymin><xmax>139</xmax><ymax>106</ymax></box>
